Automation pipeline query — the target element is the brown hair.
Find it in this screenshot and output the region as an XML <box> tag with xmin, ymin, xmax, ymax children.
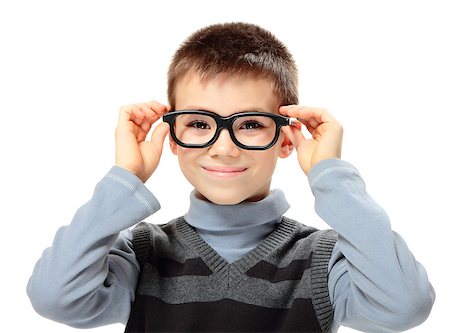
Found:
<box><xmin>167</xmin><ymin>22</ymin><xmax>298</xmax><ymax>109</ymax></box>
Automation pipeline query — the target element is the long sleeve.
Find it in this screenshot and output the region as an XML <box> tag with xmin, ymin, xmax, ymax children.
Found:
<box><xmin>307</xmin><ymin>159</ymin><xmax>435</xmax><ymax>332</ymax></box>
<box><xmin>26</xmin><ymin>166</ymin><xmax>160</xmax><ymax>328</ymax></box>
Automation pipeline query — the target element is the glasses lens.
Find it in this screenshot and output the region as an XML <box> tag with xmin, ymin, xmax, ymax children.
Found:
<box><xmin>232</xmin><ymin>115</ymin><xmax>277</xmax><ymax>147</ymax></box>
<box><xmin>173</xmin><ymin>113</ymin><xmax>217</xmax><ymax>145</ymax></box>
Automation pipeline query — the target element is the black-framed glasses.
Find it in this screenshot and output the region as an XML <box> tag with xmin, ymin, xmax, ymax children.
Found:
<box><xmin>163</xmin><ymin>110</ymin><xmax>298</xmax><ymax>150</ymax></box>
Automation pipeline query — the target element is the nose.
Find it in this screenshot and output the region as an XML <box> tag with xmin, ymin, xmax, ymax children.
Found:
<box><xmin>208</xmin><ymin>128</ymin><xmax>241</xmax><ymax>157</ymax></box>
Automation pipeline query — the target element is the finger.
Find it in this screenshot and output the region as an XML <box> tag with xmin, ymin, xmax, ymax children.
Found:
<box><xmin>121</xmin><ymin>104</ymin><xmax>163</xmax><ymax>138</ymax></box>
<box><xmin>280</xmin><ymin>105</ymin><xmax>337</xmax><ymax>124</ymax></box>
<box><xmin>120</xmin><ymin>101</ymin><xmax>168</xmax><ymax>123</ymax></box>
<box><xmin>281</xmin><ymin>125</ymin><xmax>305</xmax><ymax>149</ymax></box>
<box><xmin>140</xmin><ymin>102</ymin><xmax>170</xmax><ymax>125</ymax></box>
<box><xmin>150</xmin><ymin>122</ymin><xmax>170</xmax><ymax>151</ymax></box>
<box><xmin>301</xmin><ymin>107</ymin><xmax>336</xmax><ymax>124</ymax></box>
<box><xmin>131</xmin><ymin>107</ymin><xmax>148</xmax><ymax>126</ymax></box>
<box><xmin>118</xmin><ymin>105</ymin><xmax>145</xmax><ymax>126</ymax></box>
<box><xmin>136</xmin><ymin>120</ymin><xmax>152</xmax><ymax>142</ymax></box>
<box><xmin>117</xmin><ymin>108</ymin><xmax>147</xmax><ymax>143</ymax></box>
<box><xmin>146</xmin><ymin>100</ymin><xmax>170</xmax><ymax>116</ymax></box>
<box><xmin>303</xmin><ymin>121</ymin><xmax>317</xmax><ymax>136</ymax></box>
<box><xmin>118</xmin><ymin>102</ymin><xmax>170</xmax><ymax>145</ymax></box>
<box><xmin>280</xmin><ymin>105</ymin><xmax>340</xmax><ymax>138</ymax></box>
<box><xmin>137</xmin><ymin>105</ymin><xmax>159</xmax><ymax>127</ymax></box>
<box><xmin>280</xmin><ymin>105</ymin><xmax>314</xmax><ymax>130</ymax></box>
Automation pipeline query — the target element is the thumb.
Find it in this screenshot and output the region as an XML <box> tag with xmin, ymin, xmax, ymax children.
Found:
<box><xmin>281</xmin><ymin>126</ymin><xmax>305</xmax><ymax>150</ymax></box>
<box><xmin>150</xmin><ymin>122</ymin><xmax>170</xmax><ymax>152</ymax></box>
<box><xmin>140</xmin><ymin>122</ymin><xmax>169</xmax><ymax>165</ymax></box>
<box><xmin>149</xmin><ymin>122</ymin><xmax>169</xmax><ymax>155</ymax></box>
<box><xmin>138</xmin><ymin>122</ymin><xmax>170</xmax><ymax>182</ymax></box>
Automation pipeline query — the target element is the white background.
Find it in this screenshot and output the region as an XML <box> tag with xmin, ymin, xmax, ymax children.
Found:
<box><xmin>0</xmin><ymin>0</ymin><xmax>448</xmax><ymax>332</ymax></box>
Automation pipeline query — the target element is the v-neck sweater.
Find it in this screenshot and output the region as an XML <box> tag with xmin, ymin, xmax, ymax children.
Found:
<box><xmin>127</xmin><ymin>216</ymin><xmax>337</xmax><ymax>332</ymax></box>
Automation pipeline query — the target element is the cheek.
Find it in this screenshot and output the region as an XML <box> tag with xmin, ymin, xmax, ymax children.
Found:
<box><xmin>176</xmin><ymin>148</ymin><xmax>203</xmax><ymax>174</ymax></box>
<box><xmin>249</xmin><ymin>151</ymin><xmax>279</xmax><ymax>175</ymax></box>
<box><xmin>176</xmin><ymin>149</ymin><xmax>192</xmax><ymax>167</ymax></box>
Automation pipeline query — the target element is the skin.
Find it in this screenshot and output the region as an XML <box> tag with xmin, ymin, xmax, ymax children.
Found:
<box><xmin>168</xmin><ymin>73</ymin><xmax>293</xmax><ymax>204</ymax></box>
<box><xmin>115</xmin><ymin>72</ymin><xmax>343</xmax><ymax>204</ymax></box>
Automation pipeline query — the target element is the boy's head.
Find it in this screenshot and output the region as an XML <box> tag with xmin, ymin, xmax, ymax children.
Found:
<box><xmin>167</xmin><ymin>22</ymin><xmax>298</xmax><ymax>109</ymax></box>
<box><xmin>166</xmin><ymin>22</ymin><xmax>298</xmax><ymax>205</ymax></box>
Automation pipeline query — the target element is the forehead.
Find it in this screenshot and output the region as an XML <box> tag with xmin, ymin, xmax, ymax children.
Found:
<box><xmin>174</xmin><ymin>72</ymin><xmax>280</xmax><ymax>115</ymax></box>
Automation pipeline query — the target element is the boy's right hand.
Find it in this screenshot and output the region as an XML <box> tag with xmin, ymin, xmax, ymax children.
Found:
<box><xmin>115</xmin><ymin>101</ymin><xmax>170</xmax><ymax>183</ymax></box>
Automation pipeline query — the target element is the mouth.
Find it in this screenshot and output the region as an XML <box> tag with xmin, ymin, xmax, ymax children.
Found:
<box><xmin>202</xmin><ymin>166</ymin><xmax>248</xmax><ymax>178</ymax></box>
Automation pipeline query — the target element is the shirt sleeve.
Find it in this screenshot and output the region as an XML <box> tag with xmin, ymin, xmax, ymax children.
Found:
<box><xmin>26</xmin><ymin>166</ymin><xmax>160</xmax><ymax>328</ymax></box>
<box><xmin>307</xmin><ymin>159</ymin><xmax>435</xmax><ymax>332</ymax></box>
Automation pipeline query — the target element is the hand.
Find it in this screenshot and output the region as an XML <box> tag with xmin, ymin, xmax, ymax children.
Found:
<box><xmin>115</xmin><ymin>101</ymin><xmax>170</xmax><ymax>183</ymax></box>
<box><xmin>279</xmin><ymin>105</ymin><xmax>343</xmax><ymax>175</ymax></box>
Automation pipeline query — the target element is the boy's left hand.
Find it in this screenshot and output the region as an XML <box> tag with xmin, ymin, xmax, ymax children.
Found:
<box><xmin>279</xmin><ymin>105</ymin><xmax>343</xmax><ymax>175</ymax></box>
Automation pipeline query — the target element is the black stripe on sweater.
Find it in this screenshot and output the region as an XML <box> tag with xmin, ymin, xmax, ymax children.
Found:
<box><xmin>245</xmin><ymin>253</ymin><xmax>313</xmax><ymax>282</ymax></box>
<box><xmin>125</xmin><ymin>294</ymin><xmax>322</xmax><ymax>332</ymax></box>
<box><xmin>148</xmin><ymin>257</ymin><xmax>213</xmax><ymax>277</ymax></box>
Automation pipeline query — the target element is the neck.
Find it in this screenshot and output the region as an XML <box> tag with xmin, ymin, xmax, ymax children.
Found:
<box><xmin>184</xmin><ymin>189</ymin><xmax>290</xmax><ymax>263</ymax></box>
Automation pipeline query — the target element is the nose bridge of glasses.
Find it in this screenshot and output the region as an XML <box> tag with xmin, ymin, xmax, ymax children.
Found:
<box><xmin>208</xmin><ymin>116</ymin><xmax>245</xmax><ymax>151</ymax></box>
<box><xmin>214</xmin><ymin>123</ymin><xmax>234</xmax><ymax>143</ymax></box>
<box><xmin>214</xmin><ymin>116</ymin><xmax>234</xmax><ymax>134</ymax></box>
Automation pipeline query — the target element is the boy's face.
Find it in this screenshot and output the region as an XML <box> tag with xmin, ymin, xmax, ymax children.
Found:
<box><xmin>170</xmin><ymin>72</ymin><xmax>293</xmax><ymax>205</ymax></box>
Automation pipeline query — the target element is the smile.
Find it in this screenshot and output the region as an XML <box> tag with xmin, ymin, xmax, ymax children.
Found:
<box><xmin>202</xmin><ymin>166</ymin><xmax>248</xmax><ymax>178</ymax></box>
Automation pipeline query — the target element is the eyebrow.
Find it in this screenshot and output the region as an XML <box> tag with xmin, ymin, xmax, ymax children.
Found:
<box><xmin>181</xmin><ymin>106</ymin><xmax>213</xmax><ymax>112</ymax></box>
<box><xmin>180</xmin><ymin>105</ymin><xmax>274</xmax><ymax>113</ymax></box>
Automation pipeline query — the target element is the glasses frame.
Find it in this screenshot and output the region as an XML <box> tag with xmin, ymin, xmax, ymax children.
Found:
<box><xmin>163</xmin><ymin>110</ymin><xmax>295</xmax><ymax>150</ymax></box>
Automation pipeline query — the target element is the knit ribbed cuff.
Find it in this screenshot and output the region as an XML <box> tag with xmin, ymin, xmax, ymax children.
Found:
<box><xmin>132</xmin><ymin>222</ymin><xmax>152</xmax><ymax>269</ymax></box>
<box><xmin>310</xmin><ymin>230</ymin><xmax>338</xmax><ymax>332</ymax></box>
<box><xmin>307</xmin><ymin>158</ymin><xmax>360</xmax><ymax>189</ymax></box>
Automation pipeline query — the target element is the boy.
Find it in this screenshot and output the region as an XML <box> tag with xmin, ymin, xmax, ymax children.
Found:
<box><xmin>27</xmin><ymin>22</ymin><xmax>435</xmax><ymax>332</ymax></box>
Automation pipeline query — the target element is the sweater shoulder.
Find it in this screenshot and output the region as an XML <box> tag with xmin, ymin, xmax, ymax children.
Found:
<box><xmin>132</xmin><ymin>217</ymin><xmax>181</xmax><ymax>240</ymax></box>
<box><xmin>281</xmin><ymin>216</ymin><xmax>337</xmax><ymax>252</ymax></box>
<box><xmin>131</xmin><ymin>217</ymin><xmax>183</xmax><ymax>268</ymax></box>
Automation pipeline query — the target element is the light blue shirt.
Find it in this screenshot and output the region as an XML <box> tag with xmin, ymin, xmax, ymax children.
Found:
<box><xmin>27</xmin><ymin>159</ymin><xmax>435</xmax><ymax>332</ymax></box>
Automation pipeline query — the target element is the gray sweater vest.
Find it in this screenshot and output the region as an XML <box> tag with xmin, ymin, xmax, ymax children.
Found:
<box><xmin>125</xmin><ymin>216</ymin><xmax>337</xmax><ymax>332</ymax></box>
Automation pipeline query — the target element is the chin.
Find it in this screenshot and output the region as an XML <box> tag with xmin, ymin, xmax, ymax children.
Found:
<box><xmin>198</xmin><ymin>190</ymin><xmax>267</xmax><ymax>205</ymax></box>
<box><xmin>201</xmin><ymin>193</ymin><xmax>244</xmax><ymax>205</ymax></box>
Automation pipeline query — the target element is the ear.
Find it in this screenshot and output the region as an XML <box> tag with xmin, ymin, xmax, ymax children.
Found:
<box><xmin>278</xmin><ymin>129</ymin><xmax>295</xmax><ymax>159</ymax></box>
<box><xmin>169</xmin><ymin>134</ymin><xmax>178</xmax><ymax>155</ymax></box>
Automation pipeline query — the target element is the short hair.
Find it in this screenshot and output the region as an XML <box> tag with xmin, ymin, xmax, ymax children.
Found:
<box><xmin>167</xmin><ymin>22</ymin><xmax>298</xmax><ymax>109</ymax></box>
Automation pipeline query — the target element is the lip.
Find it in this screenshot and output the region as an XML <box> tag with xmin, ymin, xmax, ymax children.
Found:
<box><xmin>202</xmin><ymin>166</ymin><xmax>248</xmax><ymax>178</ymax></box>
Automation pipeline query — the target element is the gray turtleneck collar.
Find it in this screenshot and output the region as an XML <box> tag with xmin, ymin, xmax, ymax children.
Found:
<box><xmin>184</xmin><ymin>189</ymin><xmax>290</xmax><ymax>263</ymax></box>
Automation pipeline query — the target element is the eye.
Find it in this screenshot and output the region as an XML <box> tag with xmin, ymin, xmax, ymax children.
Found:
<box><xmin>240</xmin><ymin>121</ymin><xmax>263</xmax><ymax>130</ymax></box>
<box><xmin>187</xmin><ymin>121</ymin><xmax>211</xmax><ymax>130</ymax></box>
